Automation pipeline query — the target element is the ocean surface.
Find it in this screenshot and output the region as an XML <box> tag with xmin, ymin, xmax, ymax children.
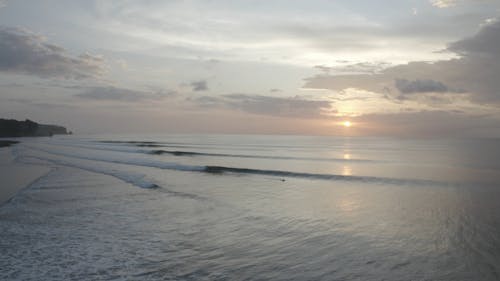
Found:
<box><xmin>1</xmin><ymin>134</ymin><xmax>500</xmax><ymax>280</ymax></box>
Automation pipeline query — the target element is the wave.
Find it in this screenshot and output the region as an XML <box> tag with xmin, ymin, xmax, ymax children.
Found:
<box><xmin>21</xmin><ymin>143</ymin><xmax>205</xmax><ymax>172</ymax></box>
<box><xmin>17</xmin><ymin>148</ymin><xmax>210</xmax><ymax>201</ymax></box>
<box><xmin>98</xmin><ymin>141</ymin><xmax>159</xmax><ymax>144</ymax></box>
<box><xmin>150</xmin><ymin>149</ymin><xmax>375</xmax><ymax>163</ymax></box>
<box><xmin>202</xmin><ymin>166</ymin><xmax>448</xmax><ymax>186</ymax></box>
<box><xmin>99</xmin><ymin>140</ymin><xmax>272</xmax><ymax>151</ymax></box>
<box><xmin>37</xmin><ymin>140</ymin><xmax>148</xmax><ymax>154</ymax></box>
<box><xmin>20</xmin><ymin>143</ymin><xmax>454</xmax><ymax>187</ymax></box>
<box><xmin>98</xmin><ymin>139</ymin><xmax>357</xmax><ymax>151</ymax></box>
<box><xmin>22</xmin><ymin>155</ymin><xmax>161</xmax><ymax>189</ymax></box>
<box><xmin>98</xmin><ymin>140</ymin><xmax>164</xmax><ymax>147</ymax></box>
<box><xmin>41</xmin><ymin>139</ymin><xmax>378</xmax><ymax>163</ymax></box>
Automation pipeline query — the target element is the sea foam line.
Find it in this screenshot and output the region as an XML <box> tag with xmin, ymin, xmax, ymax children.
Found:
<box><xmin>34</xmin><ymin>139</ymin><xmax>378</xmax><ymax>164</ymax></box>
<box><xmin>19</xmin><ymin>143</ymin><xmax>457</xmax><ymax>187</ymax></box>
<box><xmin>149</xmin><ymin>149</ymin><xmax>376</xmax><ymax>163</ymax></box>
<box><xmin>18</xmin><ymin>146</ymin><xmax>211</xmax><ymax>200</ymax></box>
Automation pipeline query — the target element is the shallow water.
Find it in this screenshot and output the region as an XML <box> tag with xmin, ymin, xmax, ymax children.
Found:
<box><xmin>1</xmin><ymin>135</ymin><xmax>500</xmax><ymax>280</ymax></box>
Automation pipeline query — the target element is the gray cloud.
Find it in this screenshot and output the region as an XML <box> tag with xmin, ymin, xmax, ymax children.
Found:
<box><xmin>75</xmin><ymin>86</ymin><xmax>173</xmax><ymax>102</ymax></box>
<box><xmin>190</xmin><ymin>80</ymin><xmax>208</xmax><ymax>92</ymax></box>
<box><xmin>448</xmin><ymin>19</ymin><xmax>500</xmax><ymax>56</ymax></box>
<box><xmin>304</xmin><ymin>19</ymin><xmax>500</xmax><ymax>104</ymax></box>
<box><xmin>0</xmin><ymin>26</ymin><xmax>105</xmax><ymax>79</ymax></box>
<box><xmin>395</xmin><ymin>79</ymin><xmax>449</xmax><ymax>94</ymax></box>
<box><xmin>194</xmin><ymin>94</ymin><xmax>334</xmax><ymax>119</ymax></box>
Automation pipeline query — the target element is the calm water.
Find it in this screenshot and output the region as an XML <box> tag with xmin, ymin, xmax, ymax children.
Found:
<box><xmin>1</xmin><ymin>135</ymin><xmax>500</xmax><ymax>280</ymax></box>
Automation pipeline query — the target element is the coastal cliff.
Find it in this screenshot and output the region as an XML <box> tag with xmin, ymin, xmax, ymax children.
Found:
<box><xmin>0</xmin><ymin>119</ymin><xmax>70</xmax><ymax>137</ymax></box>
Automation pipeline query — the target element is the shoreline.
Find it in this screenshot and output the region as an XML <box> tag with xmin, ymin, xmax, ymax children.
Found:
<box><xmin>0</xmin><ymin>146</ymin><xmax>51</xmax><ymax>206</ymax></box>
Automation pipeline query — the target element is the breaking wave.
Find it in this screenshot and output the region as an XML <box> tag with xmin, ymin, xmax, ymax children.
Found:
<box><xmin>18</xmin><ymin>143</ymin><xmax>456</xmax><ymax>188</ymax></box>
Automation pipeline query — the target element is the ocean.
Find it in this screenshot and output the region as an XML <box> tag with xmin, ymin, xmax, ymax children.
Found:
<box><xmin>1</xmin><ymin>134</ymin><xmax>500</xmax><ymax>280</ymax></box>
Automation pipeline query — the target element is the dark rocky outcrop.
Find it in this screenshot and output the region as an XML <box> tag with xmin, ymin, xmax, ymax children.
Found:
<box><xmin>0</xmin><ymin>140</ymin><xmax>19</xmax><ymax>147</ymax></box>
<box><xmin>0</xmin><ymin>118</ymin><xmax>70</xmax><ymax>137</ymax></box>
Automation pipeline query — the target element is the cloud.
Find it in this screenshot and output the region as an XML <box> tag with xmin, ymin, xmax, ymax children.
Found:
<box><xmin>190</xmin><ymin>80</ymin><xmax>208</xmax><ymax>91</ymax></box>
<box><xmin>314</xmin><ymin>62</ymin><xmax>392</xmax><ymax>75</ymax></box>
<box><xmin>194</xmin><ymin>94</ymin><xmax>334</xmax><ymax>119</ymax></box>
<box><xmin>76</xmin><ymin>0</ymin><xmax>495</xmax><ymax>68</ymax></box>
<box><xmin>304</xmin><ymin>19</ymin><xmax>500</xmax><ymax>104</ymax></box>
<box><xmin>115</xmin><ymin>59</ymin><xmax>128</xmax><ymax>70</ymax></box>
<box><xmin>395</xmin><ymin>79</ymin><xmax>449</xmax><ymax>94</ymax></box>
<box><xmin>0</xmin><ymin>0</ymin><xmax>7</xmax><ymax>8</ymax></box>
<box><xmin>0</xmin><ymin>26</ymin><xmax>105</xmax><ymax>79</ymax></box>
<box><xmin>447</xmin><ymin>18</ymin><xmax>500</xmax><ymax>56</ymax></box>
<box><xmin>75</xmin><ymin>86</ymin><xmax>173</xmax><ymax>102</ymax></box>
<box><xmin>430</xmin><ymin>0</ymin><xmax>458</xmax><ymax>8</ymax></box>
<box><xmin>429</xmin><ymin>0</ymin><xmax>495</xmax><ymax>9</ymax></box>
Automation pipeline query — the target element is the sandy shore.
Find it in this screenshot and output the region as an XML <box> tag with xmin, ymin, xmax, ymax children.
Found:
<box><xmin>0</xmin><ymin>146</ymin><xmax>51</xmax><ymax>206</ymax></box>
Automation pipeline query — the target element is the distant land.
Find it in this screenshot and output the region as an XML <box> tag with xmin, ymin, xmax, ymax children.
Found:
<box><xmin>0</xmin><ymin>118</ymin><xmax>71</xmax><ymax>138</ymax></box>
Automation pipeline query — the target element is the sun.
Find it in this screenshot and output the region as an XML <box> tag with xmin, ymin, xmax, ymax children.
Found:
<box><xmin>343</xmin><ymin>121</ymin><xmax>352</xmax><ymax>128</ymax></box>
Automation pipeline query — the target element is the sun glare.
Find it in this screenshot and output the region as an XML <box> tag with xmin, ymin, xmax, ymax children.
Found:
<box><xmin>343</xmin><ymin>121</ymin><xmax>352</xmax><ymax>127</ymax></box>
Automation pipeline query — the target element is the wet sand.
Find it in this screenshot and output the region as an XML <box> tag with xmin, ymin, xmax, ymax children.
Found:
<box><xmin>0</xmin><ymin>147</ymin><xmax>51</xmax><ymax>205</ymax></box>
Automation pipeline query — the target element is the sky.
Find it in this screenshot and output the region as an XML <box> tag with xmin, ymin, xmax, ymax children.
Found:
<box><xmin>0</xmin><ymin>0</ymin><xmax>500</xmax><ymax>137</ymax></box>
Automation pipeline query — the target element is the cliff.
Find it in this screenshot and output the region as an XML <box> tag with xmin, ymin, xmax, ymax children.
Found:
<box><xmin>0</xmin><ymin>119</ymin><xmax>70</xmax><ymax>138</ymax></box>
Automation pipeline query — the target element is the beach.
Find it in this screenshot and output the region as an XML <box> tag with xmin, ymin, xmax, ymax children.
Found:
<box><xmin>0</xmin><ymin>144</ymin><xmax>51</xmax><ymax>206</ymax></box>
